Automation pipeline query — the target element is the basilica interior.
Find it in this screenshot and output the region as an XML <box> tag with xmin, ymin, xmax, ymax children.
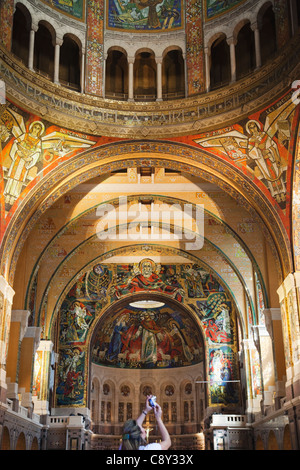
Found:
<box><xmin>0</xmin><ymin>0</ymin><xmax>300</xmax><ymax>451</ymax></box>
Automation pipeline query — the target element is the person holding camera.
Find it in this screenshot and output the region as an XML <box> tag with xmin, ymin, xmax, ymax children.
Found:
<box><xmin>120</xmin><ymin>395</ymin><xmax>171</xmax><ymax>450</ymax></box>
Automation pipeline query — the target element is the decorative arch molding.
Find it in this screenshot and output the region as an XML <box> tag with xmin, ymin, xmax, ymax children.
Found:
<box><xmin>0</xmin><ymin>141</ymin><xmax>290</xmax><ymax>286</ymax></box>
<box><xmin>24</xmin><ymin>194</ymin><xmax>267</xmax><ymax>326</ymax></box>
<box><xmin>47</xmin><ymin>244</ymin><xmax>246</xmax><ymax>343</ymax></box>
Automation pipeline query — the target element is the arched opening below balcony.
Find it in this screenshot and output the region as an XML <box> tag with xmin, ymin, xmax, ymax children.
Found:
<box><xmin>259</xmin><ymin>4</ymin><xmax>277</xmax><ymax>65</ymax></box>
<box><xmin>105</xmin><ymin>49</ymin><xmax>128</xmax><ymax>100</ymax></box>
<box><xmin>210</xmin><ymin>34</ymin><xmax>230</xmax><ymax>90</ymax></box>
<box><xmin>59</xmin><ymin>35</ymin><xmax>81</xmax><ymax>91</ymax></box>
<box><xmin>134</xmin><ymin>51</ymin><xmax>157</xmax><ymax>101</ymax></box>
<box><xmin>11</xmin><ymin>3</ymin><xmax>31</xmax><ymax>65</ymax></box>
<box><xmin>33</xmin><ymin>22</ymin><xmax>55</xmax><ymax>80</ymax></box>
<box><xmin>236</xmin><ymin>22</ymin><xmax>256</xmax><ymax>80</ymax></box>
<box><xmin>162</xmin><ymin>49</ymin><xmax>185</xmax><ymax>100</ymax></box>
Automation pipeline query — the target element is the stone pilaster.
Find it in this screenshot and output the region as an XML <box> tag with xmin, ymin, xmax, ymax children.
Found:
<box><xmin>6</xmin><ymin>310</ymin><xmax>30</xmax><ymax>405</ymax></box>
<box><xmin>32</xmin><ymin>340</ymin><xmax>54</xmax><ymax>416</ymax></box>
<box><xmin>277</xmin><ymin>272</ymin><xmax>300</xmax><ymax>449</ymax></box>
<box><xmin>18</xmin><ymin>326</ymin><xmax>42</xmax><ymax>410</ymax></box>
<box><xmin>0</xmin><ymin>276</ymin><xmax>15</xmax><ymax>403</ymax></box>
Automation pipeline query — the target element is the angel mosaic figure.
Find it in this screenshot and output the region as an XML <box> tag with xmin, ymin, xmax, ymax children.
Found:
<box><xmin>195</xmin><ymin>96</ymin><xmax>296</xmax><ymax>206</ymax></box>
<box><xmin>2</xmin><ymin>109</ymin><xmax>95</xmax><ymax>210</ymax></box>
<box><xmin>4</xmin><ymin>121</ymin><xmax>44</xmax><ymax>207</ymax></box>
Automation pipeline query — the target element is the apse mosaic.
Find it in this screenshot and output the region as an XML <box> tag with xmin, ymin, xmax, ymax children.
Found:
<box><xmin>92</xmin><ymin>302</ymin><xmax>203</xmax><ymax>369</ymax></box>
<box><xmin>54</xmin><ymin>259</ymin><xmax>239</xmax><ymax>407</ymax></box>
<box><xmin>107</xmin><ymin>0</ymin><xmax>183</xmax><ymax>31</ymax></box>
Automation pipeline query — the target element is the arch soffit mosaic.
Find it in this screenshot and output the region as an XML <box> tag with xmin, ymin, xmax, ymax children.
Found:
<box><xmin>41</xmin><ymin>240</ymin><xmax>245</xmax><ymax>337</ymax></box>
<box><xmin>24</xmin><ymin>193</ymin><xmax>266</xmax><ymax>313</ymax></box>
<box><xmin>31</xmin><ymin>225</ymin><xmax>259</xmax><ymax>341</ymax></box>
<box><xmin>1</xmin><ymin>142</ymin><xmax>290</xmax><ymax>285</ymax></box>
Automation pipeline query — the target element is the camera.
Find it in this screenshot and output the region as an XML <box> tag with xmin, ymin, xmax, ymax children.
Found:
<box><xmin>149</xmin><ymin>396</ymin><xmax>157</xmax><ymax>408</ymax></box>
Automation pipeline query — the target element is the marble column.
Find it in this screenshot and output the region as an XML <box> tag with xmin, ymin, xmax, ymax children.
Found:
<box><xmin>263</xmin><ymin>308</ymin><xmax>286</xmax><ymax>405</ymax></box>
<box><xmin>32</xmin><ymin>340</ymin><xmax>54</xmax><ymax>416</ymax></box>
<box><xmin>251</xmin><ymin>21</ymin><xmax>262</xmax><ymax>69</ymax></box>
<box><xmin>54</xmin><ymin>37</ymin><xmax>63</xmax><ymax>84</ymax></box>
<box><xmin>28</xmin><ymin>23</ymin><xmax>38</xmax><ymax>71</ymax></box>
<box><xmin>204</xmin><ymin>46</ymin><xmax>210</xmax><ymax>92</ymax></box>
<box><xmin>156</xmin><ymin>57</ymin><xmax>163</xmax><ymax>101</ymax></box>
<box><xmin>227</xmin><ymin>37</ymin><xmax>237</xmax><ymax>83</ymax></box>
<box><xmin>80</xmin><ymin>48</ymin><xmax>85</xmax><ymax>93</ymax></box>
<box><xmin>242</xmin><ymin>336</ymin><xmax>263</xmax><ymax>414</ymax></box>
<box><xmin>128</xmin><ymin>57</ymin><xmax>134</xmax><ymax>101</ymax></box>
<box><xmin>277</xmin><ymin>272</ymin><xmax>300</xmax><ymax>449</ymax></box>
<box><xmin>18</xmin><ymin>326</ymin><xmax>42</xmax><ymax>409</ymax></box>
<box><xmin>6</xmin><ymin>310</ymin><xmax>30</xmax><ymax>405</ymax></box>
<box><xmin>251</xmin><ymin>322</ymin><xmax>276</xmax><ymax>409</ymax></box>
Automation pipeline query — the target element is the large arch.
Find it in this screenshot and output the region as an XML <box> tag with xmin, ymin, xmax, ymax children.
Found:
<box><xmin>0</xmin><ymin>141</ymin><xmax>291</xmax><ymax>287</ymax></box>
<box><xmin>53</xmin><ymin>256</ymin><xmax>241</xmax><ymax>414</ymax></box>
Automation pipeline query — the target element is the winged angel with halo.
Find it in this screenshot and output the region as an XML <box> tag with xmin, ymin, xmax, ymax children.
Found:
<box><xmin>195</xmin><ymin>97</ymin><xmax>296</xmax><ymax>206</ymax></box>
<box><xmin>0</xmin><ymin>105</ymin><xmax>95</xmax><ymax>210</ymax></box>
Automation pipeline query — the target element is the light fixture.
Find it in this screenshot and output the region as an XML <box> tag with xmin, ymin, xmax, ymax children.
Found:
<box><xmin>129</xmin><ymin>300</ymin><xmax>165</xmax><ymax>309</ymax></box>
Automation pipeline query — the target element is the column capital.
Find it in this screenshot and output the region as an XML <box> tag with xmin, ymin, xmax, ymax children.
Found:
<box><xmin>241</xmin><ymin>338</ymin><xmax>256</xmax><ymax>350</ymax></box>
<box><xmin>53</xmin><ymin>36</ymin><xmax>64</xmax><ymax>47</ymax></box>
<box><xmin>263</xmin><ymin>308</ymin><xmax>281</xmax><ymax>338</ymax></box>
<box><xmin>0</xmin><ymin>275</ymin><xmax>15</xmax><ymax>304</ymax></box>
<box><xmin>250</xmin><ymin>21</ymin><xmax>260</xmax><ymax>32</ymax></box>
<box><xmin>37</xmin><ymin>340</ymin><xmax>54</xmax><ymax>352</ymax></box>
<box><xmin>263</xmin><ymin>308</ymin><xmax>281</xmax><ymax>321</ymax></box>
<box><xmin>11</xmin><ymin>310</ymin><xmax>31</xmax><ymax>341</ymax></box>
<box><xmin>31</xmin><ymin>22</ymin><xmax>39</xmax><ymax>33</ymax></box>
<box><xmin>277</xmin><ymin>272</ymin><xmax>299</xmax><ymax>299</ymax></box>
<box><xmin>227</xmin><ymin>36</ymin><xmax>237</xmax><ymax>46</ymax></box>
<box><xmin>24</xmin><ymin>326</ymin><xmax>42</xmax><ymax>353</ymax></box>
